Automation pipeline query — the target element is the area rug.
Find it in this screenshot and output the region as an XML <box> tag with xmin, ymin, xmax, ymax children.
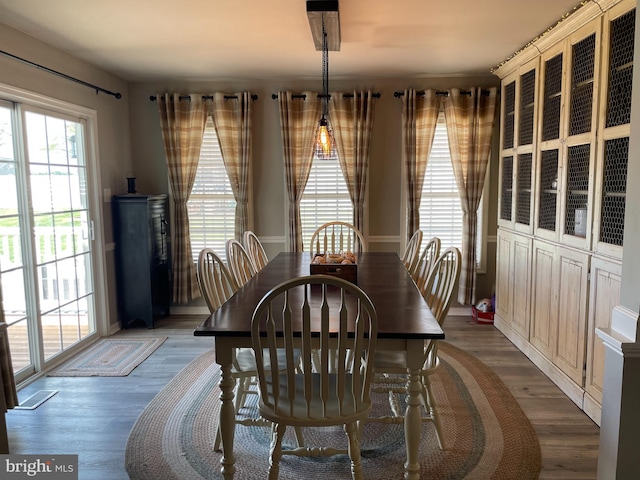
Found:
<box><xmin>47</xmin><ymin>337</ymin><xmax>167</xmax><ymax>377</ymax></box>
<box><xmin>125</xmin><ymin>342</ymin><xmax>541</xmax><ymax>479</ymax></box>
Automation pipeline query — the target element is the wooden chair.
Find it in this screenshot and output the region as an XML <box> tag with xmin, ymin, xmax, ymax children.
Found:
<box><xmin>410</xmin><ymin>236</ymin><xmax>441</xmax><ymax>291</ymax></box>
<box><xmin>226</xmin><ymin>239</ymin><xmax>258</xmax><ymax>287</ymax></box>
<box><xmin>401</xmin><ymin>229</ymin><xmax>423</xmax><ymax>274</ymax></box>
<box><xmin>243</xmin><ymin>230</ymin><xmax>269</xmax><ymax>271</ymax></box>
<box><xmin>197</xmin><ymin>248</ymin><xmax>300</xmax><ymax>451</ymax></box>
<box><xmin>251</xmin><ymin>275</ymin><xmax>378</xmax><ymax>480</ymax></box>
<box><xmin>366</xmin><ymin>247</ymin><xmax>461</xmax><ymax>450</ymax></box>
<box><xmin>309</xmin><ymin>221</ymin><xmax>366</xmax><ymax>256</ymax></box>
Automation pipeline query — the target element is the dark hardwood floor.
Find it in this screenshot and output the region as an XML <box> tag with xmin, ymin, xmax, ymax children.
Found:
<box><xmin>5</xmin><ymin>314</ymin><xmax>600</xmax><ymax>480</ymax></box>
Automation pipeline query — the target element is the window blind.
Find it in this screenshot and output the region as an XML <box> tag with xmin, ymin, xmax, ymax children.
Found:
<box><xmin>187</xmin><ymin>117</ymin><xmax>236</xmax><ymax>262</ymax></box>
<box><xmin>300</xmin><ymin>151</ymin><xmax>353</xmax><ymax>251</ymax></box>
<box><xmin>419</xmin><ymin>112</ymin><xmax>483</xmax><ymax>263</ymax></box>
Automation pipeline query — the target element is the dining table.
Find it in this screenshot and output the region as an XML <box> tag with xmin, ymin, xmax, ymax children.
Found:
<box><xmin>194</xmin><ymin>251</ymin><xmax>444</xmax><ymax>480</ymax></box>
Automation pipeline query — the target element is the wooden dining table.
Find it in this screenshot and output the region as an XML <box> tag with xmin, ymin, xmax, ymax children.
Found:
<box><xmin>194</xmin><ymin>251</ymin><xmax>444</xmax><ymax>480</ymax></box>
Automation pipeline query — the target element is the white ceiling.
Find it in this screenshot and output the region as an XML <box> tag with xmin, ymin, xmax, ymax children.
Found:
<box><xmin>0</xmin><ymin>0</ymin><xmax>583</xmax><ymax>82</ymax></box>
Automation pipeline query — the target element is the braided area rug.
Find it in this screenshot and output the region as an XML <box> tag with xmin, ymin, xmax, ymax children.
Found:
<box><xmin>126</xmin><ymin>342</ymin><xmax>541</xmax><ymax>479</ymax></box>
<box><xmin>47</xmin><ymin>337</ymin><xmax>167</xmax><ymax>377</ymax></box>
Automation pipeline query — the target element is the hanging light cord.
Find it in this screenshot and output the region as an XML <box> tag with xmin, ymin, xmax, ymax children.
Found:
<box><xmin>321</xmin><ymin>14</ymin><xmax>329</xmax><ymax>117</ymax></box>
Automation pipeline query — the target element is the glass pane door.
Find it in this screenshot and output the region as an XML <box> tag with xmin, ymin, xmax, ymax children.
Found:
<box><xmin>0</xmin><ymin>102</ymin><xmax>98</xmax><ymax>381</ymax></box>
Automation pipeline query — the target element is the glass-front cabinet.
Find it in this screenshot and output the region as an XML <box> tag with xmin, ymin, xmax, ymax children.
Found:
<box><xmin>498</xmin><ymin>58</ymin><xmax>539</xmax><ymax>233</ymax></box>
<box><xmin>493</xmin><ymin>0</ymin><xmax>635</xmax><ymax>426</ymax></box>
<box><xmin>593</xmin><ymin>4</ymin><xmax>635</xmax><ymax>259</ymax></box>
<box><xmin>535</xmin><ymin>21</ymin><xmax>601</xmax><ymax>250</ymax></box>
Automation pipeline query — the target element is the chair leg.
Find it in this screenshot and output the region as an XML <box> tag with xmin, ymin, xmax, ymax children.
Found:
<box><xmin>421</xmin><ymin>375</ymin><xmax>444</xmax><ymax>449</ymax></box>
<box><xmin>268</xmin><ymin>423</ymin><xmax>285</xmax><ymax>480</ymax></box>
<box><xmin>293</xmin><ymin>427</ymin><xmax>305</xmax><ymax>447</ymax></box>
<box><xmin>344</xmin><ymin>422</ymin><xmax>364</xmax><ymax>480</ymax></box>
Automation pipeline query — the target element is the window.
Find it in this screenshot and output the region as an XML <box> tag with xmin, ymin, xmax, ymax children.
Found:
<box><xmin>187</xmin><ymin>117</ymin><xmax>236</xmax><ymax>262</ymax></box>
<box><xmin>419</xmin><ymin>111</ymin><xmax>485</xmax><ymax>267</ymax></box>
<box><xmin>300</xmin><ymin>150</ymin><xmax>353</xmax><ymax>251</ymax></box>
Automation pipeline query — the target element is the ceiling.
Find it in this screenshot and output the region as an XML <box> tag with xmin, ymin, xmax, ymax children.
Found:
<box><xmin>0</xmin><ymin>0</ymin><xmax>583</xmax><ymax>83</ymax></box>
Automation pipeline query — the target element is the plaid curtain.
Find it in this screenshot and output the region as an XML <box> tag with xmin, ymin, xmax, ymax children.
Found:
<box><xmin>209</xmin><ymin>92</ymin><xmax>253</xmax><ymax>240</ymax></box>
<box><xmin>157</xmin><ymin>93</ymin><xmax>207</xmax><ymax>304</ymax></box>
<box><xmin>402</xmin><ymin>89</ymin><xmax>442</xmax><ymax>244</ymax></box>
<box><xmin>328</xmin><ymin>90</ymin><xmax>377</xmax><ymax>233</ymax></box>
<box><xmin>443</xmin><ymin>87</ymin><xmax>498</xmax><ymax>305</ymax></box>
<box><xmin>277</xmin><ymin>91</ymin><xmax>322</xmax><ymax>252</ymax></box>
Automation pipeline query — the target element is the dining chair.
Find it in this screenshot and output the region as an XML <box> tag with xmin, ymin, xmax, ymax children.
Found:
<box><xmin>197</xmin><ymin>248</ymin><xmax>301</xmax><ymax>452</ymax></box>
<box><xmin>226</xmin><ymin>239</ymin><xmax>258</xmax><ymax>287</ymax></box>
<box><xmin>366</xmin><ymin>246</ymin><xmax>461</xmax><ymax>450</ymax></box>
<box><xmin>243</xmin><ymin>230</ymin><xmax>269</xmax><ymax>271</ymax></box>
<box><xmin>401</xmin><ymin>229</ymin><xmax>423</xmax><ymax>274</ymax></box>
<box><xmin>251</xmin><ymin>274</ymin><xmax>378</xmax><ymax>480</ymax></box>
<box><xmin>309</xmin><ymin>221</ymin><xmax>366</xmax><ymax>255</ymax></box>
<box><xmin>410</xmin><ymin>236</ymin><xmax>441</xmax><ymax>291</ymax></box>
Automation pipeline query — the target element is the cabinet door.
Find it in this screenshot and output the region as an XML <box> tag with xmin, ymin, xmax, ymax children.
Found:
<box><xmin>530</xmin><ymin>240</ymin><xmax>556</xmax><ymax>358</ymax></box>
<box><xmin>593</xmin><ymin>4</ymin><xmax>635</xmax><ymax>259</ymax></box>
<box><xmin>498</xmin><ymin>58</ymin><xmax>539</xmax><ymax>233</ymax></box>
<box><xmin>585</xmin><ymin>257</ymin><xmax>622</xmax><ymax>404</ymax></box>
<box><xmin>495</xmin><ymin>230</ymin><xmax>513</xmax><ymax>323</ymax></box>
<box><xmin>511</xmin><ymin>235</ymin><xmax>532</xmax><ymax>340</ymax></box>
<box><xmin>552</xmin><ymin>246</ymin><xmax>590</xmax><ymax>385</ymax></box>
<box><xmin>535</xmin><ymin>45</ymin><xmax>564</xmax><ymax>242</ymax></box>
<box><xmin>559</xmin><ymin>22</ymin><xmax>601</xmax><ymax>250</ymax></box>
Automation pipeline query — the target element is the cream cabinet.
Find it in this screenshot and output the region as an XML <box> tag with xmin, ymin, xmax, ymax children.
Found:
<box><xmin>493</xmin><ymin>0</ymin><xmax>635</xmax><ymax>425</ymax></box>
<box><xmin>495</xmin><ymin>230</ymin><xmax>532</xmax><ymax>341</ymax></box>
<box><xmin>593</xmin><ymin>2</ymin><xmax>635</xmax><ymax>259</ymax></box>
<box><xmin>584</xmin><ymin>256</ymin><xmax>622</xmax><ymax>422</ymax></box>
<box><xmin>498</xmin><ymin>58</ymin><xmax>539</xmax><ymax>234</ymax></box>
<box><xmin>534</xmin><ymin>21</ymin><xmax>601</xmax><ymax>251</ymax></box>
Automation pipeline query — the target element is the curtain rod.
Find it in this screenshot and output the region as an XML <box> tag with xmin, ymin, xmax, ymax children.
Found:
<box><xmin>393</xmin><ymin>89</ymin><xmax>494</xmax><ymax>98</ymax></box>
<box><xmin>149</xmin><ymin>94</ymin><xmax>258</xmax><ymax>101</ymax></box>
<box><xmin>0</xmin><ymin>49</ymin><xmax>122</xmax><ymax>99</ymax></box>
<box><xmin>271</xmin><ymin>92</ymin><xmax>381</xmax><ymax>100</ymax></box>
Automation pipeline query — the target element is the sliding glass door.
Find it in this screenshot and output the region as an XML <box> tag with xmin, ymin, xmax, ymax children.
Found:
<box><xmin>0</xmin><ymin>97</ymin><xmax>102</xmax><ymax>383</ymax></box>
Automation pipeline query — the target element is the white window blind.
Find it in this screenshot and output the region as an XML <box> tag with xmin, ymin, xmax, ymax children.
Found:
<box><xmin>187</xmin><ymin>117</ymin><xmax>236</xmax><ymax>262</ymax></box>
<box><xmin>300</xmin><ymin>150</ymin><xmax>353</xmax><ymax>251</ymax></box>
<box><xmin>419</xmin><ymin>112</ymin><xmax>483</xmax><ymax>265</ymax></box>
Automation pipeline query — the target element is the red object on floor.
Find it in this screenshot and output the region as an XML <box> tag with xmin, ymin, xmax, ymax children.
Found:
<box><xmin>472</xmin><ymin>306</ymin><xmax>494</xmax><ymax>324</ymax></box>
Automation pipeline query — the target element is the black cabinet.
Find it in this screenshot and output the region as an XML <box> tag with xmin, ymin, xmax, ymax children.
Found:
<box><xmin>112</xmin><ymin>194</ymin><xmax>170</xmax><ymax>328</ymax></box>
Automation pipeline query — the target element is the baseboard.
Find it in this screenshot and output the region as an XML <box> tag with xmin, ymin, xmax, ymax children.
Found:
<box><xmin>495</xmin><ymin>314</ymin><xmax>586</xmax><ymax>412</ymax></box>
<box><xmin>583</xmin><ymin>392</ymin><xmax>602</xmax><ymax>426</ymax></box>
<box><xmin>171</xmin><ymin>306</ymin><xmax>210</xmax><ymax>316</ymax></box>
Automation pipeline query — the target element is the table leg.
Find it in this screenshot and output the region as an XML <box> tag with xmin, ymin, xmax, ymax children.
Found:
<box><xmin>404</xmin><ymin>339</ymin><xmax>424</xmax><ymax>479</ymax></box>
<box><xmin>404</xmin><ymin>367</ymin><xmax>422</xmax><ymax>479</ymax></box>
<box><xmin>217</xmin><ymin>350</ymin><xmax>237</xmax><ymax>479</ymax></box>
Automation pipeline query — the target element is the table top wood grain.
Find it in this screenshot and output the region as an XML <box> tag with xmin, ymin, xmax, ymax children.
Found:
<box><xmin>194</xmin><ymin>252</ymin><xmax>443</xmax><ymax>340</ymax></box>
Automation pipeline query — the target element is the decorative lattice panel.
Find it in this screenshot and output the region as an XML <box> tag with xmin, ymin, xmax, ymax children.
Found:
<box><xmin>607</xmin><ymin>9</ymin><xmax>636</xmax><ymax>128</ymax></box>
<box><xmin>569</xmin><ymin>34</ymin><xmax>596</xmax><ymax>136</ymax></box>
<box><xmin>538</xmin><ymin>149</ymin><xmax>559</xmax><ymax>231</ymax></box>
<box><xmin>600</xmin><ymin>137</ymin><xmax>628</xmax><ymax>246</ymax></box>
<box><xmin>516</xmin><ymin>153</ymin><xmax>532</xmax><ymax>225</ymax></box>
<box><xmin>519</xmin><ymin>70</ymin><xmax>536</xmax><ymax>145</ymax></box>
<box><xmin>542</xmin><ymin>54</ymin><xmax>563</xmax><ymax>141</ymax></box>
<box><xmin>503</xmin><ymin>82</ymin><xmax>515</xmax><ymax>149</ymax></box>
<box><xmin>565</xmin><ymin>144</ymin><xmax>591</xmax><ymax>237</ymax></box>
<box><xmin>501</xmin><ymin>156</ymin><xmax>513</xmax><ymax>221</ymax></box>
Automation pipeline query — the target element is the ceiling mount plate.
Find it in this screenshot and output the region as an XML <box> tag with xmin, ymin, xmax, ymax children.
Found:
<box><xmin>306</xmin><ymin>0</ymin><xmax>341</xmax><ymax>51</ymax></box>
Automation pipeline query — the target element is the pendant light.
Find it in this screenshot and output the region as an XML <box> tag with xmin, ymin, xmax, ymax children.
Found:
<box><xmin>314</xmin><ymin>13</ymin><xmax>334</xmax><ymax>159</ymax></box>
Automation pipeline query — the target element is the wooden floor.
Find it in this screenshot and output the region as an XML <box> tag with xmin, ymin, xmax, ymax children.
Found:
<box><xmin>5</xmin><ymin>314</ymin><xmax>600</xmax><ymax>480</ymax></box>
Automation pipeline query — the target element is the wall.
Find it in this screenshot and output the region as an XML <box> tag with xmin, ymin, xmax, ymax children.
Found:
<box><xmin>129</xmin><ymin>77</ymin><xmax>500</xmax><ymax>311</ymax></box>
